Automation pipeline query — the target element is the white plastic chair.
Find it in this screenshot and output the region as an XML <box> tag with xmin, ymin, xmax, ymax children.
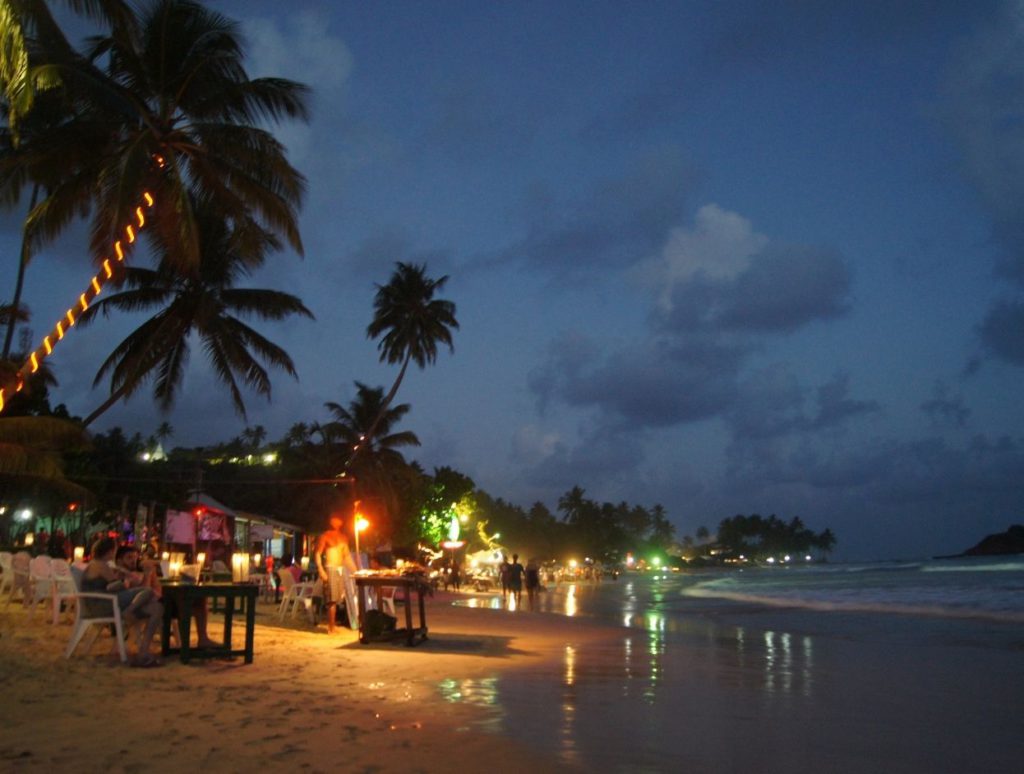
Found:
<box><xmin>7</xmin><ymin>551</ymin><xmax>31</xmax><ymax>605</ymax></box>
<box><xmin>50</xmin><ymin>560</ymin><xmax>78</xmax><ymax>625</ymax></box>
<box><xmin>290</xmin><ymin>581</ymin><xmax>317</xmax><ymax>622</ymax></box>
<box><xmin>276</xmin><ymin>571</ymin><xmax>298</xmax><ymax>619</ymax></box>
<box><xmin>0</xmin><ymin>551</ymin><xmax>13</xmax><ymax>599</ymax></box>
<box><xmin>26</xmin><ymin>555</ymin><xmax>53</xmax><ymax>619</ymax></box>
<box><xmin>65</xmin><ymin>565</ymin><xmax>128</xmax><ymax>663</ymax></box>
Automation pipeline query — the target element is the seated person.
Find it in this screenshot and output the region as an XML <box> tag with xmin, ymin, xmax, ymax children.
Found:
<box><xmin>116</xmin><ymin>545</ymin><xmax>162</xmax><ymax>596</ymax></box>
<box><xmin>119</xmin><ymin>545</ymin><xmax>221</xmax><ymax>650</ymax></box>
<box><xmin>84</xmin><ymin>537</ymin><xmax>162</xmax><ymax>667</ymax></box>
<box><xmin>280</xmin><ymin>556</ymin><xmax>303</xmax><ymax>584</ymax></box>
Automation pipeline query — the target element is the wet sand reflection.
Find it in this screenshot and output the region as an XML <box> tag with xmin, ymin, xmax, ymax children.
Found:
<box><xmin>442</xmin><ymin>579</ymin><xmax>819</xmax><ymax>768</ymax></box>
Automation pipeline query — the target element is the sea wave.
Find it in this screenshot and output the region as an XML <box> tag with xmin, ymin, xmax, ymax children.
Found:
<box><xmin>922</xmin><ymin>561</ymin><xmax>1024</xmax><ymax>573</ymax></box>
<box><xmin>683</xmin><ymin>582</ymin><xmax>1024</xmax><ymax>623</ymax></box>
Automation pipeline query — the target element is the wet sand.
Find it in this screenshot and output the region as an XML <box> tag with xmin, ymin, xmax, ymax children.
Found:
<box><xmin>2</xmin><ymin>586</ymin><xmax>1022</xmax><ymax>773</ymax></box>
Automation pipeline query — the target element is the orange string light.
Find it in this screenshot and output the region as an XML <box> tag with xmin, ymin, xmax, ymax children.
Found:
<box><xmin>0</xmin><ymin>190</ymin><xmax>156</xmax><ymax>414</ymax></box>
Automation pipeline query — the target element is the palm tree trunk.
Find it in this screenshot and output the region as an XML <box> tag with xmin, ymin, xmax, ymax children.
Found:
<box><xmin>82</xmin><ymin>382</ymin><xmax>134</xmax><ymax>427</ymax></box>
<box><xmin>3</xmin><ymin>185</ymin><xmax>39</xmax><ymax>360</ymax></box>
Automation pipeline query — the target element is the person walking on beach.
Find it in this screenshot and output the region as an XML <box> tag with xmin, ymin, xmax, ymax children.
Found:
<box><xmin>500</xmin><ymin>554</ymin><xmax>511</xmax><ymax>602</ymax></box>
<box><xmin>508</xmin><ymin>553</ymin><xmax>525</xmax><ymax>608</ymax></box>
<box><xmin>451</xmin><ymin>560</ymin><xmax>461</xmax><ymax>592</ymax></box>
<box><xmin>525</xmin><ymin>558</ymin><xmax>540</xmax><ymax>610</ymax></box>
<box><xmin>315</xmin><ymin>512</ymin><xmax>357</xmax><ymax>634</ymax></box>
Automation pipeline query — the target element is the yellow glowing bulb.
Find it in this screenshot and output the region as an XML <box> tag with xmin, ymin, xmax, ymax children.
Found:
<box><xmin>91</xmin><ymin>277</ymin><xmax>101</xmax><ymax>294</ymax></box>
<box><xmin>56</xmin><ymin>322</ymin><xmax>64</xmax><ymax>340</ymax></box>
<box><xmin>66</xmin><ymin>310</ymin><xmax>75</xmax><ymax>327</ymax></box>
<box><xmin>114</xmin><ymin>241</ymin><xmax>124</xmax><ymax>261</ymax></box>
<box><xmin>29</xmin><ymin>353</ymin><xmax>38</xmax><ymax>373</ymax></box>
<box><xmin>79</xmin><ymin>294</ymin><xmax>88</xmax><ymax>311</ymax></box>
<box><xmin>143</xmin><ymin>192</ymin><xmax>154</xmax><ymax>207</ymax></box>
<box><xmin>103</xmin><ymin>259</ymin><xmax>113</xmax><ymax>278</ymax></box>
<box><xmin>43</xmin><ymin>337</ymin><xmax>52</xmax><ymax>354</ymax></box>
<box><xmin>126</xmin><ymin>224</ymin><xmax>135</xmax><ymax>243</ymax></box>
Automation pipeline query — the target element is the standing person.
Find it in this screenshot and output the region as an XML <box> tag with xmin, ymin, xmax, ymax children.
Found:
<box><xmin>451</xmin><ymin>560</ymin><xmax>461</xmax><ymax>592</ymax></box>
<box><xmin>508</xmin><ymin>553</ymin><xmax>525</xmax><ymax>608</ymax></box>
<box><xmin>525</xmin><ymin>558</ymin><xmax>541</xmax><ymax>610</ymax></box>
<box><xmin>499</xmin><ymin>554</ymin><xmax>511</xmax><ymax>602</ymax></box>
<box><xmin>315</xmin><ymin>512</ymin><xmax>357</xmax><ymax>635</ymax></box>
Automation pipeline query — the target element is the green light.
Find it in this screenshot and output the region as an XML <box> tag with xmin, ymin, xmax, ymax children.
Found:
<box><xmin>651</xmin><ymin>556</ymin><xmax>662</xmax><ymax>567</ymax></box>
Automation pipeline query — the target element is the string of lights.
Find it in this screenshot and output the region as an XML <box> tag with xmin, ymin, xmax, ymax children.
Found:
<box><xmin>0</xmin><ymin>189</ymin><xmax>158</xmax><ymax>414</ymax></box>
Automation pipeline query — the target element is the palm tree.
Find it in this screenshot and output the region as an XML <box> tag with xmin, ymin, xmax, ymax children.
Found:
<box><xmin>282</xmin><ymin>421</ymin><xmax>310</xmax><ymax>449</ymax></box>
<box><xmin>74</xmin><ymin>198</ymin><xmax>313</xmax><ymax>425</ymax></box>
<box><xmin>355</xmin><ymin>263</ymin><xmax>458</xmax><ymax>465</ymax></box>
<box><xmin>324</xmin><ymin>381</ymin><xmax>421</xmax><ymax>525</ymax></box>
<box><xmin>18</xmin><ymin>0</ymin><xmax>309</xmax><ymax>274</ymax></box>
<box><xmin>1</xmin><ymin>1</ymin><xmax>308</xmax><ymax>411</ymax></box>
<box><xmin>325</xmin><ymin>382</ymin><xmax>420</xmax><ymax>463</ymax></box>
<box><xmin>241</xmin><ymin>425</ymin><xmax>266</xmax><ymax>450</ymax></box>
<box><xmin>154</xmin><ymin>420</ymin><xmax>172</xmax><ymax>444</ymax></box>
<box><xmin>557</xmin><ymin>485</ymin><xmax>588</xmax><ymax>525</ymax></box>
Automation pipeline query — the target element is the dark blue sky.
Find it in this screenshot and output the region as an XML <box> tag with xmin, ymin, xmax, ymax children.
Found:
<box><xmin>6</xmin><ymin>0</ymin><xmax>1024</xmax><ymax>559</ymax></box>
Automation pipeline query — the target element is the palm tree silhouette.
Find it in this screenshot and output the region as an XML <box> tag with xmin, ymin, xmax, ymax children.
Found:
<box><xmin>351</xmin><ymin>263</ymin><xmax>458</xmax><ymax>469</ymax></box>
<box><xmin>18</xmin><ymin>0</ymin><xmax>309</xmax><ymax>274</ymax></box>
<box><xmin>76</xmin><ymin>196</ymin><xmax>313</xmax><ymax>425</ymax></box>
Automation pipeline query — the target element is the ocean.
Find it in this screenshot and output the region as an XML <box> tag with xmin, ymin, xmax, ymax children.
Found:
<box><xmin>446</xmin><ymin>556</ymin><xmax>1024</xmax><ymax>772</ymax></box>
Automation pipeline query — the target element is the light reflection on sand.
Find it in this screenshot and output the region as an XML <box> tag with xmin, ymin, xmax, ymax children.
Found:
<box><xmin>437</xmin><ymin>575</ymin><xmax>1023</xmax><ymax>771</ymax></box>
<box><xmin>436</xmin><ymin>676</ymin><xmax>504</xmax><ymax>733</ymax></box>
<box><xmin>560</xmin><ymin>645</ymin><xmax>579</xmax><ymax>765</ymax></box>
<box><xmin>761</xmin><ymin>630</ymin><xmax>815</xmax><ymax>699</ymax></box>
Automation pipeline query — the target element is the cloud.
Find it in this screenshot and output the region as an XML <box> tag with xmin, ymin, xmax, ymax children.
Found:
<box><xmin>727</xmin><ymin>368</ymin><xmax>879</xmax><ymax>441</ymax></box>
<box><xmin>920</xmin><ymin>381</ymin><xmax>971</xmax><ymax>428</ymax></box>
<box><xmin>978</xmin><ymin>299</ymin><xmax>1024</xmax><ymax>365</ymax></box>
<box><xmin>421</xmin><ymin>78</ymin><xmax>536</xmax><ymax>161</ymax></box>
<box><xmin>528</xmin><ymin>204</ymin><xmax>855</xmax><ymax>437</ymax></box>
<box><xmin>514</xmin><ymin>420</ymin><xmax>648</xmax><ymax>494</ymax></box>
<box><xmin>498</xmin><ymin>148</ymin><xmax>697</xmax><ymax>279</ymax></box>
<box><xmin>656</xmin><ymin>241</ymin><xmax>852</xmax><ymax>334</ymax></box>
<box><xmin>940</xmin><ymin>1</ymin><xmax>1024</xmax><ymax>285</ymax></box>
<box><xmin>529</xmin><ymin>333</ymin><xmax>744</xmax><ymax>428</ymax></box>
<box><xmin>644</xmin><ymin>204</ymin><xmax>768</xmax><ymax>300</ymax></box>
<box><xmin>241</xmin><ymin>12</ymin><xmax>354</xmax><ymax>166</ymax></box>
<box><xmin>812</xmin><ymin>371</ymin><xmax>881</xmax><ymax>431</ymax></box>
<box><xmin>341</xmin><ymin>228</ymin><xmax>455</xmax><ymax>283</ymax></box>
<box><xmin>704</xmin><ymin>0</ymin><xmax>996</xmax><ymax>70</ymax></box>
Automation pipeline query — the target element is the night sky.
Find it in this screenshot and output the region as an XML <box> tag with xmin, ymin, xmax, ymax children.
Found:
<box><xmin>5</xmin><ymin>1</ymin><xmax>1024</xmax><ymax>560</ymax></box>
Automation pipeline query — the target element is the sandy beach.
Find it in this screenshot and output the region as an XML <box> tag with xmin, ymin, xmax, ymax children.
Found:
<box><xmin>2</xmin><ymin>581</ymin><xmax>1022</xmax><ymax>773</ymax></box>
<box><xmin>0</xmin><ymin>589</ymin><xmax>606</xmax><ymax>773</ymax></box>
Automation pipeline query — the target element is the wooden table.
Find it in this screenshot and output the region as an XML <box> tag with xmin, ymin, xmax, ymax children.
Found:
<box><xmin>161</xmin><ymin>582</ymin><xmax>258</xmax><ymax>664</ymax></box>
<box><xmin>354</xmin><ymin>575</ymin><xmax>429</xmax><ymax>646</ymax></box>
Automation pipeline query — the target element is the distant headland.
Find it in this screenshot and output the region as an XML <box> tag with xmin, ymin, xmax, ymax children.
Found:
<box><xmin>941</xmin><ymin>524</ymin><xmax>1024</xmax><ymax>558</ymax></box>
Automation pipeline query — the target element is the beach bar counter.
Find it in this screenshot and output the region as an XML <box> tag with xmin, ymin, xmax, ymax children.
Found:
<box><xmin>354</xmin><ymin>573</ymin><xmax>430</xmax><ymax>646</ymax></box>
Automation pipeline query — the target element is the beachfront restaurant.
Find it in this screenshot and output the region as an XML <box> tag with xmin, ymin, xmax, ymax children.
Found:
<box><xmin>163</xmin><ymin>491</ymin><xmax>304</xmax><ymax>570</ymax></box>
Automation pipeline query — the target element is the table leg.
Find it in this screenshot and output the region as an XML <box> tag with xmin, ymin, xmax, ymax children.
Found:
<box><xmin>223</xmin><ymin>592</ymin><xmax>235</xmax><ymax>651</ymax></box>
<box><xmin>181</xmin><ymin>595</ymin><xmax>194</xmax><ymax>664</ymax></box>
<box><xmin>404</xmin><ymin>584</ymin><xmax>414</xmax><ymax>646</ymax></box>
<box><xmin>161</xmin><ymin>599</ymin><xmax>173</xmax><ymax>657</ymax></box>
<box><xmin>244</xmin><ymin>590</ymin><xmax>256</xmax><ymax>664</ymax></box>
<box><xmin>357</xmin><ymin>585</ymin><xmax>367</xmax><ymax>643</ymax></box>
<box><xmin>418</xmin><ymin>587</ymin><xmax>428</xmax><ymax>641</ymax></box>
